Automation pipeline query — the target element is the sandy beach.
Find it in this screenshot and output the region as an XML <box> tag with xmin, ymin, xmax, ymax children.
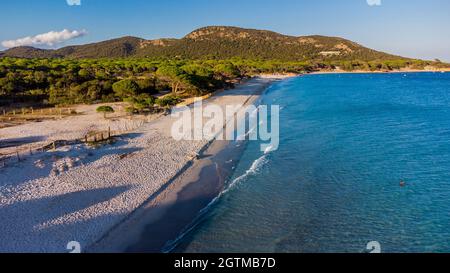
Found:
<box><xmin>0</xmin><ymin>75</ymin><xmax>290</xmax><ymax>253</ymax></box>
<box><xmin>309</xmin><ymin>68</ymin><xmax>450</xmax><ymax>75</ymax></box>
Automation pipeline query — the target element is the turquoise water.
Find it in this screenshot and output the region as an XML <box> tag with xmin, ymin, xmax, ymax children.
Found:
<box><xmin>175</xmin><ymin>72</ymin><xmax>450</xmax><ymax>253</ymax></box>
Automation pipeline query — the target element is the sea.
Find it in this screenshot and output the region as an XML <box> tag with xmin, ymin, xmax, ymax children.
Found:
<box><xmin>173</xmin><ymin>72</ymin><xmax>450</xmax><ymax>253</ymax></box>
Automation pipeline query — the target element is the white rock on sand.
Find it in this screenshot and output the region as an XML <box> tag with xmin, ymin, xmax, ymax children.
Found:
<box><xmin>0</xmin><ymin>76</ymin><xmax>284</xmax><ymax>253</ymax></box>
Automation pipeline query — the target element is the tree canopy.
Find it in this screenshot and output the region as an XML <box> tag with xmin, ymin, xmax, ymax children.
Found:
<box><xmin>96</xmin><ymin>105</ymin><xmax>115</xmax><ymax>118</ymax></box>
<box><xmin>0</xmin><ymin>57</ymin><xmax>446</xmax><ymax>108</ymax></box>
<box><xmin>112</xmin><ymin>79</ymin><xmax>139</xmax><ymax>98</ymax></box>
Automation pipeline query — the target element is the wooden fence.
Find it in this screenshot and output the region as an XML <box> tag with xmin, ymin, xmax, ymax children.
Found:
<box><xmin>0</xmin><ymin>119</ymin><xmax>146</xmax><ymax>169</ymax></box>
<box><xmin>0</xmin><ymin>107</ymin><xmax>77</xmax><ymax>118</ymax></box>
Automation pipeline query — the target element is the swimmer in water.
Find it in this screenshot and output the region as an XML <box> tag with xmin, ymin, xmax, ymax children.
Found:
<box><xmin>400</xmin><ymin>180</ymin><xmax>406</xmax><ymax>187</ymax></box>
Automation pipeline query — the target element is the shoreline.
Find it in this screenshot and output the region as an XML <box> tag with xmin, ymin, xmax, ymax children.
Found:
<box><xmin>99</xmin><ymin>69</ymin><xmax>444</xmax><ymax>252</ymax></box>
<box><xmin>89</xmin><ymin>139</ymin><xmax>245</xmax><ymax>252</ymax></box>
<box><xmin>0</xmin><ymin>74</ymin><xmax>291</xmax><ymax>253</ymax></box>
<box><xmin>309</xmin><ymin>69</ymin><xmax>450</xmax><ymax>75</ymax></box>
<box><xmin>87</xmin><ymin>76</ymin><xmax>286</xmax><ymax>253</ymax></box>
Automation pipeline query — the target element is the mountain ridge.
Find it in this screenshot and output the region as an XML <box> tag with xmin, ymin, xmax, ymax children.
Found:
<box><xmin>1</xmin><ymin>26</ymin><xmax>408</xmax><ymax>61</ymax></box>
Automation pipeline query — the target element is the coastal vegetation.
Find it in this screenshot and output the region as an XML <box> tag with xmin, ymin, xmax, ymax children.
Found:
<box><xmin>0</xmin><ymin>57</ymin><xmax>446</xmax><ymax>107</ymax></box>
<box><xmin>0</xmin><ymin>27</ymin><xmax>448</xmax><ymax>107</ymax></box>
<box><xmin>96</xmin><ymin>105</ymin><xmax>114</xmax><ymax>118</ymax></box>
<box><xmin>0</xmin><ymin>57</ymin><xmax>301</xmax><ymax>106</ymax></box>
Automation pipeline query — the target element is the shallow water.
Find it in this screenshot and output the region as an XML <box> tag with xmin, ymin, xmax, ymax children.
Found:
<box><xmin>174</xmin><ymin>72</ymin><xmax>450</xmax><ymax>253</ymax></box>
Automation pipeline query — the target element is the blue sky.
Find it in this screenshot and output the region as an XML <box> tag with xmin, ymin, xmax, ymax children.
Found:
<box><xmin>1</xmin><ymin>0</ymin><xmax>449</xmax><ymax>61</ymax></box>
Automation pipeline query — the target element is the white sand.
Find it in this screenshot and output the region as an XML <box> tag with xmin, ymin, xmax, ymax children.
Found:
<box><xmin>0</xmin><ymin>76</ymin><xmax>284</xmax><ymax>253</ymax></box>
<box><xmin>0</xmin><ymin>103</ymin><xmax>152</xmax><ymax>157</ymax></box>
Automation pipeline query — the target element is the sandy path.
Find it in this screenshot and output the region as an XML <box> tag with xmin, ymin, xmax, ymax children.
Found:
<box><xmin>0</xmin><ymin>76</ymin><xmax>285</xmax><ymax>253</ymax></box>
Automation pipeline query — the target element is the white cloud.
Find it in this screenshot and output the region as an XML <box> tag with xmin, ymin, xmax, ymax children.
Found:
<box><xmin>67</xmin><ymin>0</ymin><xmax>81</xmax><ymax>6</ymax></box>
<box><xmin>1</xmin><ymin>29</ymin><xmax>87</xmax><ymax>48</ymax></box>
<box><xmin>367</xmin><ymin>0</ymin><xmax>382</xmax><ymax>6</ymax></box>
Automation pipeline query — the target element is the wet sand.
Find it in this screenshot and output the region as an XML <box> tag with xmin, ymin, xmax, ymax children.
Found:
<box><xmin>88</xmin><ymin>139</ymin><xmax>246</xmax><ymax>252</ymax></box>
<box><xmin>87</xmin><ymin>75</ymin><xmax>295</xmax><ymax>253</ymax></box>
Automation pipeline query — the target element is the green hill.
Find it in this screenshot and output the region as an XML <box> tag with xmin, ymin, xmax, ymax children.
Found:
<box><xmin>1</xmin><ymin>26</ymin><xmax>448</xmax><ymax>108</ymax></box>
<box><xmin>1</xmin><ymin>26</ymin><xmax>405</xmax><ymax>61</ymax></box>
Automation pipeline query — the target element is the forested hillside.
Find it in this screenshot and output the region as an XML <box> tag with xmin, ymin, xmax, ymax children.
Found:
<box><xmin>0</xmin><ymin>26</ymin><xmax>412</xmax><ymax>61</ymax></box>
<box><xmin>1</xmin><ymin>26</ymin><xmax>448</xmax><ymax>108</ymax></box>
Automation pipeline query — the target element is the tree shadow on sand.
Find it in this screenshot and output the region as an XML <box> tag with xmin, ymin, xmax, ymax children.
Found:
<box><xmin>0</xmin><ymin>185</ymin><xmax>132</xmax><ymax>253</ymax></box>
<box><xmin>0</xmin><ymin>136</ymin><xmax>46</xmax><ymax>148</ymax></box>
<box><xmin>0</xmin><ymin>133</ymin><xmax>144</xmax><ymax>187</ymax></box>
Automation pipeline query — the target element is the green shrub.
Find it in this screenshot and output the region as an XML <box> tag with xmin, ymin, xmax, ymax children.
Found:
<box><xmin>155</xmin><ymin>95</ymin><xmax>181</xmax><ymax>107</ymax></box>
<box><xmin>96</xmin><ymin>105</ymin><xmax>115</xmax><ymax>118</ymax></box>
<box><xmin>112</xmin><ymin>79</ymin><xmax>139</xmax><ymax>99</ymax></box>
